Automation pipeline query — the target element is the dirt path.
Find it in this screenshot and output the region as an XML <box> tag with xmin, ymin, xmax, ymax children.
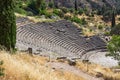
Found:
<box><xmin>48</xmin><ymin>62</ymin><xmax>103</xmax><ymax>80</ymax></box>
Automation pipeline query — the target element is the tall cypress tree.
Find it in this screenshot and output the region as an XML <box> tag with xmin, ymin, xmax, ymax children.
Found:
<box><xmin>111</xmin><ymin>10</ymin><xmax>116</xmax><ymax>28</ymax></box>
<box><xmin>0</xmin><ymin>0</ymin><xmax>16</xmax><ymax>50</ymax></box>
<box><xmin>75</xmin><ymin>0</ymin><xmax>78</xmax><ymax>11</ymax></box>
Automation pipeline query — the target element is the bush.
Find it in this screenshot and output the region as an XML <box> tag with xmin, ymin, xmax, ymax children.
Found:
<box><xmin>40</xmin><ymin>2</ymin><xmax>46</xmax><ymax>10</ymax></box>
<box><xmin>61</xmin><ymin>7</ymin><xmax>69</xmax><ymax>13</ymax></box>
<box><xmin>89</xmin><ymin>29</ymin><xmax>92</xmax><ymax>32</ymax></box>
<box><xmin>16</xmin><ymin>0</ymin><xmax>23</xmax><ymax>8</ymax></box>
<box><xmin>70</xmin><ymin>16</ymin><xmax>82</xmax><ymax>24</ymax></box>
<box><xmin>64</xmin><ymin>15</ymin><xmax>71</xmax><ymax>20</ymax></box>
<box><xmin>48</xmin><ymin>2</ymin><xmax>54</xmax><ymax>8</ymax></box>
<box><xmin>53</xmin><ymin>9</ymin><xmax>64</xmax><ymax>17</ymax></box>
<box><xmin>15</xmin><ymin>7</ymin><xmax>27</xmax><ymax>14</ymax></box>
<box><xmin>107</xmin><ymin>35</ymin><xmax>120</xmax><ymax>62</ymax></box>
<box><xmin>15</xmin><ymin>0</ymin><xmax>26</xmax><ymax>14</ymax></box>
<box><xmin>69</xmin><ymin>8</ymin><xmax>75</xmax><ymax>13</ymax></box>
<box><xmin>39</xmin><ymin>10</ymin><xmax>47</xmax><ymax>15</ymax></box>
<box><xmin>98</xmin><ymin>25</ymin><xmax>103</xmax><ymax>30</ymax></box>
<box><xmin>27</xmin><ymin>11</ymin><xmax>34</xmax><ymax>16</ymax></box>
<box><xmin>74</xmin><ymin>11</ymin><xmax>79</xmax><ymax>15</ymax></box>
<box><xmin>104</xmin><ymin>32</ymin><xmax>110</xmax><ymax>36</ymax></box>
<box><xmin>45</xmin><ymin>13</ymin><xmax>52</xmax><ymax>18</ymax></box>
<box><xmin>70</xmin><ymin>16</ymin><xmax>87</xmax><ymax>25</ymax></box>
<box><xmin>78</xmin><ymin>9</ymin><xmax>84</xmax><ymax>15</ymax></box>
<box><xmin>81</xmin><ymin>18</ymin><xmax>87</xmax><ymax>25</ymax></box>
<box><xmin>39</xmin><ymin>10</ymin><xmax>52</xmax><ymax>18</ymax></box>
<box><xmin>111</xmin><ymin>23</ymin><xmax>120</xmax><ymax>35</ymax></box>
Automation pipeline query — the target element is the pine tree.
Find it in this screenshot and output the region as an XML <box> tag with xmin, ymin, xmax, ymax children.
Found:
<box><xmin>111</xmin><ymin>10</ymin><xmax>116</xmax><ymax>28</ymax></box>
<box><xmin>0</xmin><ymin>0</ymin><xmax>16</xmax><ymax>50</ymax></box>
<box><xmin>75</xmin><ymin>0</ymin><xmax>78</xmax><ymax>11</ymax></box>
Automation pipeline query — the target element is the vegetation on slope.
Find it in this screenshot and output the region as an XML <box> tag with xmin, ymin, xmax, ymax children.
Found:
<box><xmin>0</xmin><ymin>50</ymin><xmax>85</xmax><ymax>80</ymax></box>
<box><xmin>76</xmin><ymin>61</ymin><xmax>120</xmax><ymax>80</ymax></box>
<box><xmin>14</xmin><ymin>0</ymin><xmax>120</xmax><ymax>36</ymax></box>
<box><xmin>107</xmin><ymin>35</ymin><xmax>120</xmax><ymax>63</ymax></box>
<box><xmin>0</xmin><ymin>49</ymin><xmax>120</xmax><ymax>80</ymax></box>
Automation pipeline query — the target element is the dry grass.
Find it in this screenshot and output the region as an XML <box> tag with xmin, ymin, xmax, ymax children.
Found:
<box><xmin>1</xmin><ymin>50</ymin><xmax>120</xmax><ymax>80</ymax></box>
<box><xmin>0</xmin><ymin>51</ymin><xmax>84</xmax><ymax>80</ymax></box>
<box><xmin>75</xmin><ymin>61</ymin><xmax>120</xmax><ymax>80</ymax></box>
<box><xmin>82</xmin><ymin>28</ymin><xmax>95</xmax><ymax>36</ymax></box>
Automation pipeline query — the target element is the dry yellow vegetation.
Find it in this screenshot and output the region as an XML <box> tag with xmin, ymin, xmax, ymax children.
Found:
<box><xmin>76</xmin><ymin>61</ymin><xmax>120</xmax><ymax>80</ymax></box>
<box><xmin>0</xmin><ymin>50</ymin><xmax>120</xmax><ymax>80</ymax></box>
<box><xmin>0</xmin><ymin>50</ymin><xmax>84</xmax><ymax>80</ymax></box>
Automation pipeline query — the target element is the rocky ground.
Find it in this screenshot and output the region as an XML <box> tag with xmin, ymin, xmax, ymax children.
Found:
<box><xmin>81</xmin><ymin>50</ymin><xmax>118</xmax><ymax>67</ymax></box>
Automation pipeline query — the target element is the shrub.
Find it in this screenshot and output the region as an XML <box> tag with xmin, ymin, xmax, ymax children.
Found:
<box><xmin>70</xmin><ymin>16</ymin><xmax>82</xmax><ymax>24</ymax></box>
<box><xmin>27</xmin><ymin>11</ymin><xmax>34</xmax><ymax>16</ymax></box>
<box><xmin>74</xmin><ymin>11</ymin><xmax>79</xmax><ymax>15</ymax></box>
<box><xmin>48</xmin><ymin>2</ymin><xmax>54</xmax><ymax>8</ymax></box>
<box><xmin>53</xmin><ymin>9</ymin><xmax>64</xmax><ymax>17</ymax></box>
<box><xmin>70</xmin><ymin>16</ymin><xmax>87</xmax><ymax>25</ymax></box>
<box><xmin>39</xmin><ymin>10</ymin><xmax>52</xmax><ymax>18</ymax></box>
<box><xmin>61</xmin><ymin>7</ymin><xmax>69</xmax><ymax>13</ymax></box>
<box><xmin>16</xmin><ymin>0</ymin><xmax>23</xmax><ymax>8</ymax></box>
<box><xmin>15</xmin><ymin>7</ymin><xmax>26</xmax><ymax>14</ymax></box>
<box><xmin>83</xmin><ymin>7</ymin><xmax>88</xmax><ymax>14</ymax></box>
<box><xmin>39</xmin><ymin>10</ymin><xmax>47</xmax><ymax>15</ymax></box>
<box><xmin>98</xmin><ymin>25</ymin><xmax>103</xmax><ymax>30</ymax></box>
<box><xmin>45</xmin><ymin>12</ymin><xmax>52</xmax><ymax>18</ymax></box>
<box><xmin>89</xmin><ymin>29</ymin><xmax>92</xmax><ymax>32</ymax></box>
<box><xmin>78</xmin><ymin>9</ymin><xmax>84</xmax><ymax>15</ymax></box>
<box><xmin>69</xmin><ymin>8</ymin><xmax>75</xmax><ymax>13</ymax></box>
<box><xmin>53</xmin><ymin>9</ymin><xmax>59</xmax><ymax>14</ymax></box>
<box><xmin>111</xmin><ymin>23</ymin><xmax>120</xmax><ymax>35</ymax></box>
<box><xmin>118</xmin><ymin>17</ymin><xmax>120</xmax><ymax>21</ymax></box>
<box><xmin>81</xmin><ymin>18</ymin><xmax>87</xmax><ymax>25</ymax></box>
<box><xmin>64</xmin><ymin>15</ymin><xmax>71</xmax><ymax>20</ymax></box>
<box><xmin>40</xmin><ymin>2</ymin><xmax>46</xmax><ymax>10</ymax></box>
<box><xmin>15</xmin><ymin>0</ymin><xmax>26</xmax><ymax>14</ymax></box>
<box><xmin>104</xmin><ymin>32</ymin><xmax>110</xmax><ymax>36</ymax></box>
<box><xmin>88</xmin><ymin>12</ymin><xmax>94</xmax><ymax>17</ymax></box>
<box><xmin>106</xmin><ymin>35</ymin><xmax>120</xmax><ymax>63</ymax></box>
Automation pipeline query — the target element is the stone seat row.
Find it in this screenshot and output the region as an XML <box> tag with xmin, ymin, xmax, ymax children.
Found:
<box><xmin>16</xmin><ymin>19</ymin><xmax>107</xmax><ymax>58</ymax></box>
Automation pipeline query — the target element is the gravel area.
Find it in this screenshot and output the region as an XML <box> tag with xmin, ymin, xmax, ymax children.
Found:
<box><xmin>81</xmin><ymin>50</ymin><xmax>118</xmax><ymax>67</ymax></box>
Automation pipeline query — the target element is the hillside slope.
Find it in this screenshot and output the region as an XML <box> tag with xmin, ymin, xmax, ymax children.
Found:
<box><xmin>53</xmin><ymin>0</ymin><xmax>120</xmax><ymax>8</ymax></box>
<box><xmin>0</xmin><ymin>51</ymin><xmax>85</xmax><ymax>80</ymax></box>
<box><xmin>20</xmin><ymin>0</ymin><xmax>120</xmax><ymax>14</ymax></box>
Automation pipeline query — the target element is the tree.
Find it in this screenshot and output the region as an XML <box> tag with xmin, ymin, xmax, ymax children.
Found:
<box><xmin>107</xmin><ymin>35</ymin><xmax>120</xmax><ymax>62</ymax></box>
<box><xmin>111</xmin><ymin>10</ymin><xmax>116</xmax><ymax>28</ymax></box>
<box><xmin>75</xmin><ymin>0</ymin><xmax>78</xmax><ymax>11</ymax></box>
<box><xmin>0</xmin><ymin>0</ymin><xmax>16</xmax><ymax>50</ymax></box>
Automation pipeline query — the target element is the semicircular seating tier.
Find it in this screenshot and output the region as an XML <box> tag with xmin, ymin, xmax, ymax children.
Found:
<box><xmin>16</xmin><ymin>17</ymin><xmax>107</xmax><ymax>59</ymax></box>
